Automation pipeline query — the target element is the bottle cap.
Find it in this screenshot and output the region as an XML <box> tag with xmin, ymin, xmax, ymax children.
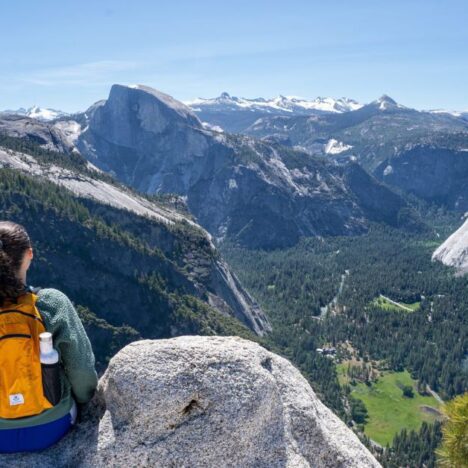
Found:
<box><xmin>39</xmin><ymin>332</ymin><xmax>53</xmax><ymax>343</ymax></box>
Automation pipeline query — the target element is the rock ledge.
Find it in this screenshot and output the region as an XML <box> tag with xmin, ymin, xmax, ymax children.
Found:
<box><xmin>1</xmin><ymin>336</ymin><xmax>379</xmax><ymax>467</ymax></box>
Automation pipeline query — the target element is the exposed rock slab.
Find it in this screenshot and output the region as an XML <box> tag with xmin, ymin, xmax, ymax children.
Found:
<box><xmin>0</xmin><ymin>114</ymin><xmax>75</xmax><ymax>153</ymax></box>
<box><xmin>433</xmin><ymin>217</ymin><xmax>468</xmax><ymax>274</ymax></box>
<box><xmin>0</xmin><ymin>336</ymin><xmax>379</xmax><ymax>467</ymax></box>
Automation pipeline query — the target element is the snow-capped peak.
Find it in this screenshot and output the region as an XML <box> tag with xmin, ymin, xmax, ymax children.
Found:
<box><xmin>372</xmin><ymin>95</ymin><xmax>404</xmax><ymax>111</ymax></box>
<box><xmin>185</xmin><ymin>94</ymin><xmax>363</xmax><ymax>114</ymax></box>
<box><xmin>296</xmin><ymin>96</ymin><xmax>362</xmax><ymax>113</ymax></box>
<box><xmin>0</xmin><ymin>106</ymin><xmax>69</xmax><ymax>121</ymax></box>
<box><xmin>27</xmin><ymin>106</ymin><xmax>68</xmax><ymax>121</ymax></box>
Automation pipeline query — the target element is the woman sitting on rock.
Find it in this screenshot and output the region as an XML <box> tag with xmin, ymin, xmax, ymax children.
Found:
<box><xmin>0</xmin><ymin>221</ymin><xmax>98</xmax><ymax>453</ymax></box>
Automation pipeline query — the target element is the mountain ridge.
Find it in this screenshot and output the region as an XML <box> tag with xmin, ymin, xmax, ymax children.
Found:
<box><xmin>4</xmin><ymin>94</ymin><xmax>467</xmax><ymax>125</ymax></box>
<box><xmin>0</xmin><ymin>84</ymin><xmax>423</xmax><ymax>249</ymax></box>
<box><xmin>186</xmin><ymin>92</ymin><xmax>363</xmax><ymax>114</ymax></box>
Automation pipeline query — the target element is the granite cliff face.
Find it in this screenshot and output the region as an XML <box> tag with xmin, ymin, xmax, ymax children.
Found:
<box><xmin>376</xmin><ymin>145</ymin><xmax>468</xmax><ymax>211</ymax></box>
<box><xmin>433</xmin><ymin>217</ymin><xmax>468</xmax><ymax>274</ymax></box>
<box><xmin>71</xmin><ymin>84</ymin><xmax>412</xmax><ymax>249</ymax></box>
<box><xmin>76</xmin><ymin>84</ymin><xmax>208</xmax><ymax>193</ymax></box>
<box><xmin>0</xmin><ymin>114</ymin><xmax>77</xmax><ymax>153</ymax></box>
<box><xmin>0</xmin><ymin>336</ymin><xmax>380</xmax><ymax>467</ymax></box>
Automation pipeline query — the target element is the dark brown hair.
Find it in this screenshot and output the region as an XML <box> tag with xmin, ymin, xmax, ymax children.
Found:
<box><xmin>0</xmin><ymin>221</ymin><xmax>32</xmax><ymax>305</ymax></box>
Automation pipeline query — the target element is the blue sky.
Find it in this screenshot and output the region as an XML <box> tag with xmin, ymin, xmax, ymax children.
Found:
<box><xmin>2</xmin><ymin>0</ymin><xmax>467</xmax><ymax>112</ymax></box>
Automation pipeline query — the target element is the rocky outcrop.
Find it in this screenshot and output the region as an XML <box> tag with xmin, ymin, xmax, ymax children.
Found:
<box><xmin>0</xmin><ymin>114</ymin><xmax>76</xmax><ymax>153</ymax></box>
<box><xmin>73</xmin><ymin>84</ymin><xmax>412</xmax><ymax>249</ymax></box>
<box><xmin>0</xmin><ymin>336</ymin><xmax>379</xmax><ymax>467</ymax></box>
<box><xmin>433</xmin><ymin>217</ymin><xmax>468</xmax><ymax>274</ymax></box>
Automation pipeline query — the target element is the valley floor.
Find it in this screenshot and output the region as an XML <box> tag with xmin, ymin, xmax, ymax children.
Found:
<box><xmin>338</xmin><ymin>368</ymin><xmax>442</xmax><ymax>446</ymax></box>
<box><xmin>221</xmin><ymin>210</ymin><xmax>467</xmax><ymax>463</ymax></box>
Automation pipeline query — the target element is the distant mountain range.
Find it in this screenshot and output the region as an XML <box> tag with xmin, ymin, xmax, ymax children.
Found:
<box><xmin>186</xmin><ymin>92</ymin><xmax>363</xmax><ymax>114</ymax></box>
<box><xmin>183</xmin><ymin>92</ymin><xmax>468</xmax><ymax>134</ymax></box>
<box><xmin>0</xmin><ymin>106</ymin><xmax>69</xmax><ymax>121</ymax></box>
<box><xmin>183</xmin><ymin>93</ymin><xmax>468</xmax><ymax>213</ymax></box>
<box><xmin>183</xmin><ymin>93</ymin><xmax>363</xmax><ymax>133</ymax></box>
<box><xmin>0</xmin><ymin>85</ymin><xmax>421</xmax><ymax>249</ymax></box>
<box><xmin>3</xmin><ymin>94</ymin><xmax>467</xmax><ymax>126</ymax></box>
<box><xmin>429</xmin><ymin>109</ymin><xmax>468</xmax><ymax>120</ymax></box>
<box><xmin>1</xmin><ymin>84</ymin><xmax>467</xmax><ymax>261</ymax></box>
<box><xmin>240</xmin><ymin>95</ymin><xmax>468</xmax><ymax>211</ymax></box>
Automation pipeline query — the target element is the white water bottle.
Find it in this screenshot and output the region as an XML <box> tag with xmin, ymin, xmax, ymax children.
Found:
<box><xmin>40</xmin><ymin>332</ymin><xmax>59</xmax><ymax>364</ymax></box>
<box><xmin>39</xmin><ymin>332</ymin><xmax>61</xmax><ymax>405</ymax></box>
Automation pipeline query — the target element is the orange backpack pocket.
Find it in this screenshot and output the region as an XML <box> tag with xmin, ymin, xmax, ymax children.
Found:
<box><xmin>0</xmin><ymin>321</ymin><xmax>52</xmax><ymax>419</ymax></box>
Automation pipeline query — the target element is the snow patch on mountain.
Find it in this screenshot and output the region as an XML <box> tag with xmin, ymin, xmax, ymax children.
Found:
<box><xmin>28</xmin><ymin>106</ymin><xmax>68</xmax><ymax>121</ymax></box>
<box><xmin>202</xmin><ymin>121</ymin><xmax>224</xmax><ymax>132</ymax></box>
<box><xmin>383</xmin><ymin>164</ymin><xmax>394</xmax><ymax>176</ymax></box>
<box><xmin>324</xmin><ymin>139</ymin><xmax>353</xmax><ymax>155</ymax></box>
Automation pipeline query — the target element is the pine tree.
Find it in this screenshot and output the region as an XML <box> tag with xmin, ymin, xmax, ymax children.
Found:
<box><xmin>436</xmin><ymin>392</ymin><xmax>468</xmax><ymax>467</ymax></box>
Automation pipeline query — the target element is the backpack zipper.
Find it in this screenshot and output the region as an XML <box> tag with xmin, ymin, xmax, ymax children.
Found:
<box><xmin>0</xmin><ymin>309</ymin><xmax>44</xmax><ymax>326</ymax></box>
<box><xmin>0</xmin><ymin>333</ymin><xmax>32</xmax><ymax>341</ymax></box>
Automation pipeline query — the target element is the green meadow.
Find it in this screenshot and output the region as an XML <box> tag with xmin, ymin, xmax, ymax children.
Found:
<box><xmin>347</xmin><ymin>370</ymin><xmax>442</xmax><ymax>446</ymax></box>
<box><xmin>371</xmin><ymin>295</ymin><xmax>421</xmax><ymax>313</ymax></box>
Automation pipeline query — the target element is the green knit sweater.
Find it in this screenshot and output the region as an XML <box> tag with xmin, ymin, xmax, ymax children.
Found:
<box><xmin>0</xmin><ymin>288</ymin><xmax>98</xmax><ymax>430</ymax></box>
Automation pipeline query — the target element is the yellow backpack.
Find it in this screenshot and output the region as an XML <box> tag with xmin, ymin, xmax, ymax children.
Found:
<box><xmin>0</xmin><ymin>291</ymin><xmax>53</xmax><ymax>419</ymax></box>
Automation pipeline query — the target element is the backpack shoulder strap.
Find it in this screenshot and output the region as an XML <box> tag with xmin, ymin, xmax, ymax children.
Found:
<box><xmin>19</xmin><ymin>289</ymin><xmax>45</xmax><ymax>325</ymax></box>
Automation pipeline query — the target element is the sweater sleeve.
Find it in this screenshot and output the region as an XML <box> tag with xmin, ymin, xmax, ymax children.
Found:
<box><xmin>37</xmin><ymin>288</ymin><xmax>98</xmax><ymax>404</ymax></box>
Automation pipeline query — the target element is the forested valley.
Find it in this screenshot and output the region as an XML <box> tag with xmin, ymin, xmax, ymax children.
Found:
<box><xmin>221</xmin><ymin>208</ymin><xmax>468</xmax><ymax>464</ymax></box>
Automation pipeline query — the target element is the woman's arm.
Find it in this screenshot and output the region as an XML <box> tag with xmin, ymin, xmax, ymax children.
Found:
<box><xmin>37</xmin><ymin>289</ymin><xmax>98</xmax><ymax>404</ymax></box>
